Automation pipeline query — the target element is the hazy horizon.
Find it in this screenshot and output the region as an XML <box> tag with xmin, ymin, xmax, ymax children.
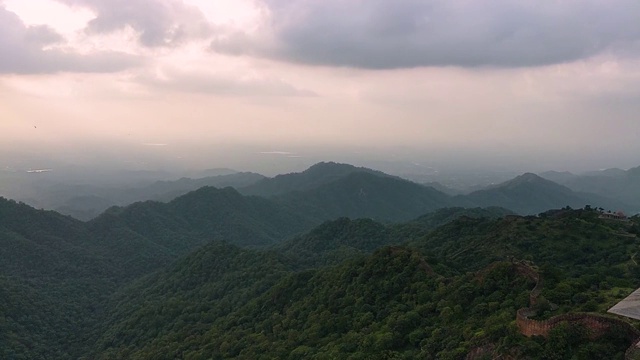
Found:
<box><xmin>2</xmin><ymin>0</ymin><xmax>640</xmax><ymax>180</ymax></box>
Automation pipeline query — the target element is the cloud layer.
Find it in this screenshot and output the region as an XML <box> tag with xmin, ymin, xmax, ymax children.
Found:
<box><xmin>213</xmin><ymin>0</ymin><xmax>640</xmax><ymax>69</ymax></box>
<box><xmin>57</xmin><ymin>0</ymin><xmax>212</xmax><ymax>47</ymax></box>
<box><xmin>6</xmin><ymin>0</ymin><xmax>640</xmax><ymax>74</ymax></box>
<box><xmin>0</xmin><ymin>5</ymin><xmax>140</xmax><ymax>74</ymax></box>
<box><xmin>2</xmin><ymin>0</ymin><xmax>640</xmax><ymax>174</ymax></box>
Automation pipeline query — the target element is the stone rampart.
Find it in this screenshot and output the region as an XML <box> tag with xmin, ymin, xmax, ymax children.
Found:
<box><xmin>517</xmin><ymin>310</ymin><xmax>639</xmax><ymax>340</ymax></box>
<box><xmin>511</xmin><ymin>261</ymin><xmax>640</xmax><ymax>359</ymax></box>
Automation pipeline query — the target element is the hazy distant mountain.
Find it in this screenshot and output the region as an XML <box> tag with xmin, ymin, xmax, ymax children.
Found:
<box><xmin>53</xmin><ymin>195</ymin><xmax>117</xmax><ymax>221</ymax></box>
<box><xmin>538</xmin><ymin>170</ymin><xmax>578</xmax><ymax>184</ymax></box>
<box><xmin>582</xmin><ymin>167</ymin><xmax>628</xmax><ymax>177</ymax></box>
<box><xmin>565</xmin><ymin>166</ymin><xmax>640</xmax><ymax>211</ymax></box>
<box><xmin>84</xmin><ymin>164</ymin><xmax>468</xmax><ymax>251</ymax></box>
<box><xmin>422</xmin><ymin>181</ymin><xmax>461</xmax><ymax>195</ymax></box>
<box><xmin>121</xmin><ymin>172</ymin><xmax>266</xmax><ymax>203</ymax></box>
<box><xmin>239</xmin><ymin>162</ymin><xmax>392</xmax><ymax>197</ymax></box>
<box><xmin>276</xmin><ymin>171</ymin><xmax>456</xmax><ymax>222</ymax></box>
<box><xmin>183</xmin><ymin>167</ymin><xmax>238</xmax><ymax>178</ymax></box>
<box><xmin>461</xmin><ymin>173</ymin><xmax>628</xmax><ymax>215</ymax></box>
<box><xmin>541</xmin><ymin>165</ymin><xmax>640</xmax><ymax>213</ymax></box>
<box><xmin>21</xmin><ymin>172</ymin><xmax>265</xmax><ymax>221</ymax></box>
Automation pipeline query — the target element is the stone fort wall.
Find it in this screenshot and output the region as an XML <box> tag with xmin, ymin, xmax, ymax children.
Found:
<box><xmin>513</xmin><ymin>262</ymin><xmax>640</xmax><ymax>359</ymax></box>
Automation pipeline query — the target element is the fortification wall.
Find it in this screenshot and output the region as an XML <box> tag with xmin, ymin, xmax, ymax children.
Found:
<box><xmin>510</xmin><ymin>261</ymin><xmax>640</xmax><ymax>359</ymax></box>
<box><xmin>625</xmin><ymin>341</ymin><xmax>640</xmax><ymax>360</ymax></box>
<box><xmin>517</xmin><ymin>310</ymin><xmax>639</xmax><ymax>340</ymax></box>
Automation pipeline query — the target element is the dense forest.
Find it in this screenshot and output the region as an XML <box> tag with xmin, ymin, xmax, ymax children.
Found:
<box><xmin>2</xmin><ymin>163</ymin><xmax>640</xmax><ymax>359</ymax></box>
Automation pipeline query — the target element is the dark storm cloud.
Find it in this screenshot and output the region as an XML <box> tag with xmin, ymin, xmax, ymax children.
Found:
<box><xmin>57</xmin><ymin>0</ymin><xmax>212</xmax><ymax>47</ymax></box>
<box><xmin>215</xmin><ymin>0</ymin><xmax>640</xmax><ymax>69</ymax></box>
<box><xmin>0</xmin><ymin>6</ymin><xmax>140</xmax><ymax>74</ymax></box>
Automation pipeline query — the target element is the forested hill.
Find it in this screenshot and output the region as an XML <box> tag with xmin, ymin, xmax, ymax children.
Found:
<box><xmin>460</xmin><ymin>173</ymin><xmax>630</xmax><ymax>215</ymax></box>
<box><xmin>87</xmin><ymin>208</ymin><xmax>640</xmax><ymax>359</ymax></box>
<box><xmin>238</xmin><ymin>161</ymin><xmax>393</xmax><ymax>197</ymax></box>
<box><xmin>403</xmin><ymin>206</ymin><xmax>515</xmax><ymax>229</ymax></box>
<box><xmin>0</xmin><ymin>190</ymin><xmax>313</xmax><ymax>360</ymax></box>
<box><xmin>0</xmin><ymin>197</ymin><xmax>108</xmax><ymax>278</ymax></box>
<box><xmin>0</xmin><ymin>198</ymin><xmax>119</xmax><ymax>359</ymax></box>
<box><xmin>17</xmin><ymin>171</ymin><xmax>266</xmax><ymax>221</ymax></box>
<box><xmin>241</xmin><ymin>163</ymin><xmax>632</xmax><ymax>217</ymax></box>
<box><xmin>86</xmin><ymin>186</ymin><xmax>315</xmax><ymax>254</ymax></box>
<box><xmin>274</xmin><ymin>207</ymin><xmax>514</xmax><ymax>269</ymax></box>
<box><xmin>274</xmin><ymin>171</ymin><xmax>457</xmax><ymax>222</ymax></box>
<box><xmin>7</xmin><ymin>161</ymin><xmax>637</xmax><ymax>223</ymax></box>
<box><xmin>2</xmin><ymin>165</ymin><xmax>640</xmax><ymax>359</ymax></box>
<box><xmin>273</xmin><ymin>217</ymin><xmax>394</xmax><ymax>269</ymax></box>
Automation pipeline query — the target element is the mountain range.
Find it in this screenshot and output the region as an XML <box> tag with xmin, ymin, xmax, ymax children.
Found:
<box><xmin>461</xmin><ymin>172</ymin><xmax>629</xmax><ymax>215</ymax></box>
<box><xmin>2</xmin><ymin>196</ymin><xmax>637</xmax><ymax>358</ymax></box>
<box><xmin>2</xmin><ymin>161</ymin><xmax>640</xmax><ymax>359</ymax></box>
<box><xmin>17</xmin><ymin>171</ymin><xmax>266</xmax><ymax>221</ymax></box>
<box><xmin>6</xmin><ymin>161</ymin><xmax>637</xmax><ymax>222</ymax></box>
<box><xmin>540</xmin><ymin>166</ymin><xmax>640</xmax><ymax>212</ymax></box>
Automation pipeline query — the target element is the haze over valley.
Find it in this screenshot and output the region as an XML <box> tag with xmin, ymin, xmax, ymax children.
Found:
<box><xmin>2</xmin><ymin>0</ymin><xmax>640</xmax><ymax>184</ymax></box>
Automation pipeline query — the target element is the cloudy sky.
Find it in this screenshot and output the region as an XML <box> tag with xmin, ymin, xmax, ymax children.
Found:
<box><xmin>2</xmin><ymin>0</ymin><xmax>640</xmax><ymax>174</ymax></box>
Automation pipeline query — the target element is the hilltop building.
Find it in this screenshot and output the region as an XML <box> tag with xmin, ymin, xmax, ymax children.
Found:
<box><xmin>599</xmin><ymin>211</ymin><xmax>628</xmax><ymax>221</ymax></box>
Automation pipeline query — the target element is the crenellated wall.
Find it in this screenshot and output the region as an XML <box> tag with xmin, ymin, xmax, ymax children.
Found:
<box><xmin>510</xmin><ymin>261</ymin><xmax>640</xmax><ymax>359</ymax></box>
<box><xmin>517</xmin><ymin>310</ymin><xmax>639</xmax><ymax>340</ymax></box>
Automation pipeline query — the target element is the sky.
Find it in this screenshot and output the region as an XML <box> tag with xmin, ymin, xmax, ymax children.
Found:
<box><xmin>1</xmin><ymin>0</ymin><xmax>640</xmax><ymax>176</ymax></box>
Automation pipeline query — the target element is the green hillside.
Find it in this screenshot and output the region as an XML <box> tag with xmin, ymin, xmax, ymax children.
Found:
<box><xmin>274</xmin><ymin>217</ymin><xmax>393</xmax><ymax>268</ymax></box>
<box><xmin>88</xmin><ymin>208</ymin><xmax>640</xmax><ymax>359</ymax></box>
<box><xmin>0</xmin><ymin>188</ymin><xmax>312</xmax><ymax>359</ymax></box>
<box><xmin>2</xmin><ymin>167</ymin><xmax>640</xmax><ymax>359</ymax></box>
<box><xmin>0</xmin><ymin>198</ymin><xmax>118</xmax><ymax>359</ymax></box>
<box><xmin>89</xmin><ymin>241</ymin><xmax>294</xmax><ymax>360</ymax></box>
<box><xmin>277</xmin><ymin>171</ymin><xmax>455</xmax><ymax>222</ymax></box>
